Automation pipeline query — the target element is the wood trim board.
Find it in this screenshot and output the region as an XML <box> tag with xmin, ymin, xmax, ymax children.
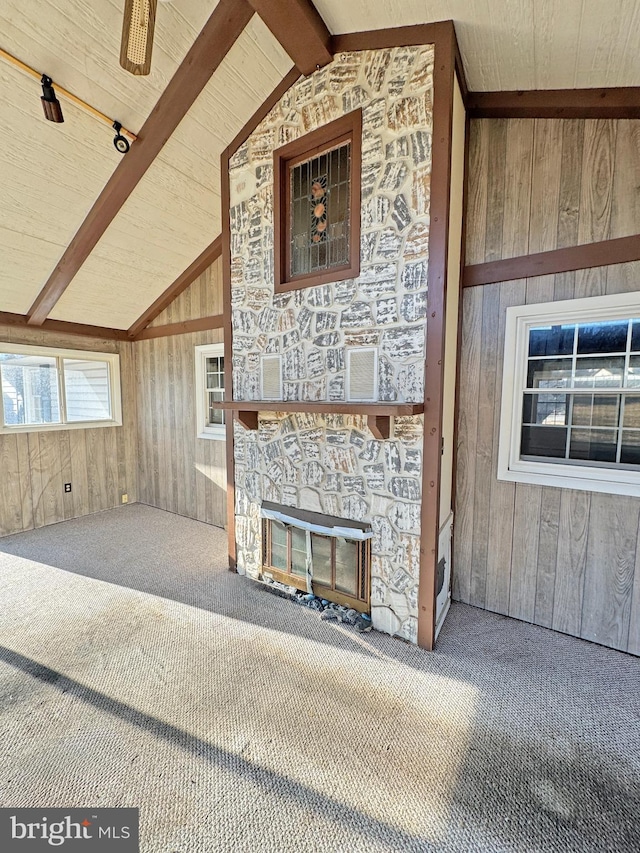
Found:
<box><xmin>463</xmin><ymin>234</ymin><xmax>640</xmax><ymax>288</ymax></box>
<box><xmin>0</xmin><ymin>311</ymin><xmax>130</xmax><ymax>341</ymax></box>
<box><xmin>467</xmin><ymin>88</ymin><xmax>640</xmax><ymax>119</ymax></box>
<box><xmin>133</xmin><ymin>314</ymin><xmax>223</xmax><ymax>341</ymax></box>
<box><xmin>418</xmin><ymin>21</ymin><xmax>457</xmax><ymax>651</ymax></box>
<box><xmin>247</xmin><ymin>0</ymin><xmax>332</xmax><ymax>75</ymax></box>
<box><xmin>27</xmin><ymin>0</ymin><xmax>254</xmax><ymax>326</ymax></box>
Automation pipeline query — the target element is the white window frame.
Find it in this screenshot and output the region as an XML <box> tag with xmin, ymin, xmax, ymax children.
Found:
<box><xmin>0</xmin><ymin>343</ymin><xmax>122</xmax><ymax>434</ymax></box>
<box><xmin>499</xmin><ymin>291</ymin><xmax>640</xmax><ymax>498</ymax></box>
<box><xmin>195</xmin><ymin>343</ymin><xmax>225</xmax><ymax>441</ymax></box>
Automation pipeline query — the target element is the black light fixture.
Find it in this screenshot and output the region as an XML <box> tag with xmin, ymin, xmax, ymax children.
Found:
<box><xmin>41</xmin><ymin>74</ymin><xmax>64</xmax><ymax>122</ymax></box>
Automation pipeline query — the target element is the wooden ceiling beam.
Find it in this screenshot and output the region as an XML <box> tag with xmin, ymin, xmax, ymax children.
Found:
<box><xmin>247</xmin><ymin>0</ymin><xmax>332</xmax><ymax>75</ymax></box>
<box><xmin>467</xmin><ymin>87</ymin><xmax>640</xmax><ymax>119</ymax></box>
<box><xmin>26</xmin><ymin>0</ymin><xmax>254</xmax><ymax>327</ymax></box>
<box><xmin>127</xmin><ymin>235</ymin><xmax>222</xmax><ymax>338</ymax></box>
<box><xmin>0</xmin><ymin>311</ymin><xmax>129</xmax><ymax>341</ymax></box>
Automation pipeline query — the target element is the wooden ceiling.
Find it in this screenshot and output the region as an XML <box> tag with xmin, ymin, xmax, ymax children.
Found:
<box><xmin>1</xmin><ymin>0</ymin><xmax>639</xmax><ymax>331</ymax></box>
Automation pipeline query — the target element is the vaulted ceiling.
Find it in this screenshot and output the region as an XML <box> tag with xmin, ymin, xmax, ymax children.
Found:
<box><xmin>1</xmin><ymin>0</ymin><xmax>639</xmax><ymax>331</ymax></box>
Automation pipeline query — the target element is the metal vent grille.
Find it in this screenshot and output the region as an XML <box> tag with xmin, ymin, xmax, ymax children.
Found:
<box><xmin>347</xmin><ymin>348</ymin><xmax>378</xmax><ymax>401</ymax></box>
<box><xmin>261</xmin><ymin>355</ymin><xmax>282</xmax><ymax>400</ymax></box>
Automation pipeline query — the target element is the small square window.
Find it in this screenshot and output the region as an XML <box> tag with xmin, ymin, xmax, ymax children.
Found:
<box><xmin>274</xmin><ymin>110</ymin><xmax>362</xmax><ymax>293</ymax></box>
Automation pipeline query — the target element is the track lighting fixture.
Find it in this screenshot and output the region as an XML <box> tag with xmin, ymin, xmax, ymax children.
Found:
<box><xmin>40</xmin><ymin>75</ymin><xmax>64</xmax><ymax>122</ymax></box>
<box><xmin>112</xmin><ymin>122</ymin><xmax>130</xmax><ymax>154</ymax></box>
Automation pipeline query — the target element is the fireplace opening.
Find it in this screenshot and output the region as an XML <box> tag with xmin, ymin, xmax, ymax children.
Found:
<box><xmin>260</xmin><ymin>502</ymin><xmax>371</xmax><ymax>612</ymax></box>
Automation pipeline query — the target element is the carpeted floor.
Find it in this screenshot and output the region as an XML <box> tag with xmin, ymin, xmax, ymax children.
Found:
<box><xmin>0</xmin><ymin>504</ymin><xmax>638</xmax><ymax>852</ymax></box>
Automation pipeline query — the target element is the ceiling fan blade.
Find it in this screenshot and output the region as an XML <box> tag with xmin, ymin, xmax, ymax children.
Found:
<box><xmin>120</xmin><ymin>0</ymin><xmax>158</xmax><ymax>76</ymax></box>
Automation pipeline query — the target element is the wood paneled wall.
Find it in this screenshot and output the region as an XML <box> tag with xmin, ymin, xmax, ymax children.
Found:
<box><xmin>135</xmin><ymin>258</ymin><xmax>227</xmax><ymax>527</ymax></box>
<box><xmin>456</xmin><ymin>117</ymin><xmax>640</xmax><ymax>655</ymax></box>
<box><xmin>0</xmin><ymin>327</ymin><xmax>138</xmax><ymax>537</ymax></box>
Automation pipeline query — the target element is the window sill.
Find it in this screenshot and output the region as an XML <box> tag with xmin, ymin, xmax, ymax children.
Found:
<box><xmin>498</xmin><ymin>458</ymin><xmax>640</xmax><ymax>498</ymax></box>
<box><xmin>197</xmin><ymin>429</ymin><xmax>225</xmax><ymax>442</ymax></box>
<box><xmin>0</xmin><ymin>419</ymin><xmax>122</xmax><ymax>435</ymax></box>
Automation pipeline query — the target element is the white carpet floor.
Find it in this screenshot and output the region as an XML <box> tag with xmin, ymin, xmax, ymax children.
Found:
<box><xmin>0</xmin><ymin>504</ymin><xmax>638</xmax><ymax>852</ymax></box>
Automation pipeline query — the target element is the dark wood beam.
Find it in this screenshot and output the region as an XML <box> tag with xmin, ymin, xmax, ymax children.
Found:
<box><xmin>0</xmin><ymin>311</ymin><xmax>129</xmax><ymax>341</ymax></box>
<box><xmin>463</xmin><ymin>234</ymin><xmax>640</xmax><ymax>288</ymax></box>
<box><xmin>467</xmin><ymin>88</ymin><xmax>640</xmax><ymax>119</ymax></box>
<box><xmin>331</xmin><ymin>21</ymin><xmax>454</xmax><ymax>53</ymax></box>
<box><xmin>418</xmin><ymin>22</ymin><xmax>457</xmax><ymax>652</ymax></box>
<box><xmin>216</xmin><ymin>402</ymin><xmax>424</xmax><ymax>416</ymax></box>
<box><xmin>27</xmin><ymin>0</ymin><xmax>253</xmax><ymax>327</ymax></box>
<box><xmin>127</xmin><ymin>236</ymin><xmax>222</xmax><ymax>338</ymax></box>
<box><xmin>247</xmin><ymin>0</ymin><xmax>332</xmax><ymax>75</ymax></box>
<box><xmin>133</xmin><ymin>314</ymin><xmax>224</xmax><ymax>341</ymax></box>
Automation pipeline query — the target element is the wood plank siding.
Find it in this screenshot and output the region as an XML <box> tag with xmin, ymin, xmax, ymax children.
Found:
<box><xmin>455</xmin><ymin>117</ymin><xmax>640</xmax><ymax>654</ymax></box>
<box><xmin>0</xmin><ymin>327</ymin><xmax>138</xmax><ymax>536</ymax></box>
<box><xmin>135</xmin><ymin>258</ymin><xmax>226</xmax><ymax>528</ymax></box>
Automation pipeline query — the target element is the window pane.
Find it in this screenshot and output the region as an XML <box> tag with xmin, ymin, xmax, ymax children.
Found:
<box><xmin>576</xmin><ymin>320</ymin><xmax>628</xmax><ymax>354</ymax></box>
<box><xmin>334</xmin><ymin>538</ymin><xmax>358</xmax><ymax>597</ymax></box>
<box><xmin>571</xmin><ymin>395</ymin><xmax>620</xmax><ymax>428</ymax></box>
<box><xmin>574</xmin><ymin>356</ymin><xmax>625</xmax><ymax>388</ymax></box>
<box><xmin>311</xmin><ymin>535</ymin><xmax>332</xmax><ymax>586</ymax></box>
<box><xmin>569</xmin><ymin>428</ymin><xmax>618</xmax><ymax>463</ymax></box>
<box><xmin>631</xmin><ymin>321</ymin><xmax>640</xmax><ymax>352</ymax></box>
<box><xmin>620</xmin><ymin>430</ymin><xmax>640</xmax><ymax>465</ymax></box>
<box><xmin>0</xmin><ymin>355</ymin><xmax>60</xmax><ymax>425</ymax></box>
<box><xmin>291</xmin><ymin>527</ymin><xmax>307</xmax><ymax>577</ymax></box>
<box><xmin>521</xmin><ymin>425</ymin><xmax>567</xmax><ymax>458</ymax></box>
<box><xmin>205</xmin><ymin>354</ymin><xmax>224</xmax><ymax>428</ymax></box>
<box><xmin>623</xmin><ymin>396</ymin><xmax>640</xmax><ymax>429</ymax></box>
<box><xmin>523</xmin><ymin>393</ymin><xmax>567</xmax><ymax>426</ymax></box>
<box><xmin>290</xmin><ymin>141</ymin><xmax>351</xmax><ymax>278</ymax></box>
<box><xmin>528</xmin><ymin>325</ymin><xmax>575</xmax><ymax>357</ymax></box>
<box><xmin>270</xmin><ymin>521</ymin><xmax>287</xmax><ymax>570</ymax></box>
<box><xmin>63</xmin><ymin>359</ymin><xmax>111</xmax><ymax>422</ymax></box>
<box><xmin>526</xmin><ymin>358</ymin><xmax>572</xmax><ymax>390</ymax></box>
<box><xmin>627</xmin><ymin>355</ymin><xmax>640</xmax><ymax>387</ymax></box>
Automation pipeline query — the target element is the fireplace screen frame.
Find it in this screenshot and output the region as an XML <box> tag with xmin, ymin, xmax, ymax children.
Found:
<box><xmin>260</xmin><ymin>507</ymin><xmax>371</xmax><ymax>612</ymax></box>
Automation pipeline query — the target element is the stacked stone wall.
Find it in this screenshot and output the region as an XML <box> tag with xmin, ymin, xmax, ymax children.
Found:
<box><xmin>228</xmin><ymin>46</ymin><xmax>434</xmax><ymax>643</ymax></box>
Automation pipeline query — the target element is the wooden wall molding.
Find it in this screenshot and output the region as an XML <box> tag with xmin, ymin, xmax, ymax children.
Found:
<box><xmin>331</xmin><ymin>21</ymin><xmax>454</xmax><ymax>53</ymax></box>
<box><xmin>467</xmin><ymin>88</ymin><xmax>640</xmax><ymax>119</ymax></box>
<box><xmin>133</xmin><ymin>314</ymin><xmax>223</xmax><ymax>341</ymax></box>
<box><xmin>247</xmin><ymin>0</ymin><xmax>332</xmax><ymax>76</ymax></box>
<box><xmin>418</xmin><ymin>22</ymin><xmax>457</xmax><ymax>651</ymax></box>
<box><xmin>127</xmin><ymin>236</ymin><xmax>222</xmax><ymax>338</ymax></box>
<box><xmin>0</xmin><ymin>311</ymin><xmax>129</xmax><ymax>341</ymax></box>
<box><xmin>463</xmin><ymin>234</ymin><xmax>640</xmax><ymax>288</ymax></box>
<box><xmin>26</xmin><ymin>0</ymin><xmax>253</xmax><ymax>327</ymax></box>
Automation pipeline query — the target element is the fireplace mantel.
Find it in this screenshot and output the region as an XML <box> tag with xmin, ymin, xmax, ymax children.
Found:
<box><xmin>216</xmin><ymin>401</ymin><xmax>425</xmax><ymax>438</ymax></box>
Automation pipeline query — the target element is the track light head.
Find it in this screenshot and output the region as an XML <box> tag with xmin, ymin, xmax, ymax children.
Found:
<box><xmin>41</xmin><ymin>75</ymin><xmax>64</xmax><ymax>123</ymax></box>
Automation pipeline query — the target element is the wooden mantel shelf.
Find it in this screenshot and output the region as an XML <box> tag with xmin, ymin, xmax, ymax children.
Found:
<box><xmin>216</xmin><ymin>401</ymin><xmax>424</xmax><ymax>439</ymax></box>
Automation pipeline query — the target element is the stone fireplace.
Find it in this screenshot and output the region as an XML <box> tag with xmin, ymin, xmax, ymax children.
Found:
<box><xmin>226</xmin><ymin>42</ymin><xmax>446</xmax><ymax>644</ymax></box>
